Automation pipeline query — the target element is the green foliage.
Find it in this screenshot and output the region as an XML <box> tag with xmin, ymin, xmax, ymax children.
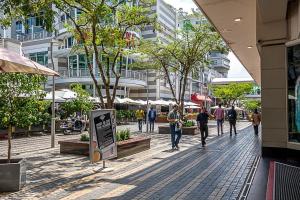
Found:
<box><xmin>116</xmin><ymin>129</ymin><xmax>130</xmax><ymax>142</ymax></box>
<box><xmin>211</xmin><ymin>83</ymin><xmax>254</xmax><ymax>106</ymax></box>
<box><xmin>243</xmin><ymin>100</ymin><xmax>261</xmax><ymax>112</ymax></box>
<box><xmin>0</xmin><ymin>0</ymin><xmax>156</xmax><ymax>108</ymax></box>
<box><xmin>183</xmin><ymin>120</ymin><xmax>195</xmax><ymax>127</ymax></box>
<box><xmin>0</xmin><ymin>73</ymin><xmax>47</xmax><ymax>128</ymax></box>
<box><xmin>116</xmin><ymin>110</ymin><xmax>135</xmax><ymax>121</ymax></box>
<box><xmin>80</xmin><ymin>134</ymin><xmax>90</xmax><ymax>142</ymax></box>
<box><xmin>60</xmin><ymin>83</ymin><xmax>93</xmax><ymax>118</ymax></box>
<box><xmin>138</xmin><ymin>21</ymin><xmax>228</xmax><ymax>118</ymax></box>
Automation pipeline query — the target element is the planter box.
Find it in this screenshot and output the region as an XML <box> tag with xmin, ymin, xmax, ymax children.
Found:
<box><xmin>158</xmin><ymin>125</ymin><xmax>199</xmax><ymax>135</ymax></box>
<box><xmin>59</xmin><ymin>137</ymin><xmax>151</xmax><ymax>159</ymax></box>
<box><xmin>0</xmin><ymin>158</ymin><xmax>26</xmax><ymax>192</ymax></box>
<box><xmin>117</xmin><ymin>137</ymin><xmax>151</xmax><ymax>158</ymax></box>
<box><xmin>156</xmin><ymin>116</ymin><xmax>168</xmax><ymax>123</ymax></box>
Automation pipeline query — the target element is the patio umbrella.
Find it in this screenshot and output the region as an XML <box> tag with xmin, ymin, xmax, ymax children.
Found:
<box><xmin>55</xmin><ymin>89</ymin><xmax>77</xmax><ymax>99</ymax></box>
<box><xmin>185</xmin><ymin>101</ymin><xmax>198</xmax><ymax>106</ymax></box>
<box><xmin>211</xmin><ymin>105</ymin><xmax>226</xmax><ymax>109</ymax></box>
<box><xmin>44</xmin><ymin>92</ymin><xmax>66</xmax><ymax>103</ymax></box>
<box><xmin>184</xmin><ymin>105</ymin><xmax>201</xmax><ymax>109</ymax></box>
<box><xmin>0</xmin><ymin>48</ymin><xmax>59</xmax><ymax>76</ymax></box>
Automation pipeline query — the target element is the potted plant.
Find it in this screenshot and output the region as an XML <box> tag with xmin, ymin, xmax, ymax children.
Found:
<box><xmin>0</xmin><ymin>73</ymin><xmax>46</xmax><ymax>192</ymax></box>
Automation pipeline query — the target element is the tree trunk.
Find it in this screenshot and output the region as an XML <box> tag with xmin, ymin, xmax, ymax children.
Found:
<box><xmin>7</xmin><ymin>124</ymin><xmax>12</xmax><ymax>162</ymax></box>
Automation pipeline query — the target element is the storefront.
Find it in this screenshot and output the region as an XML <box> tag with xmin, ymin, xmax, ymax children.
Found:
<box><xmin>195</xmin><ymin>0</ymin><xmax>300</xmax><ymax>158</ymax></box>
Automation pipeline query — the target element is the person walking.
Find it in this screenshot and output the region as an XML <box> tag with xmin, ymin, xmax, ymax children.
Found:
<box><xmin>214</xmin><ymin>104</ymin><xmax>224</xmax><ymax>136</ymax></box>
<box><xmin>197</xmin><ymin>107</ymin><xmax>210</xmax><ymax>147</ymax></box>
<box><xmin>227</xmin><ymin>106</ymin><xmax>237</xmax><ymax>136</ymax></box>
<box><xmin>252</xmin><ymin>108</ymin><xmax>261</xmax><ymax>135</ymax></box>
<box><xmin>167</xmin><ymin>104</ymin><xmax>182</xmax><ymax>150</ymax></box>
<box><xmin>135</xmin><ymin>106</ymin><xmax>145</xmax><ymax>132</ymax></box>
<box><xmin>148</xmin><ymin>106</ymin><xmax>157</xmax><ymax>132</ymax></box>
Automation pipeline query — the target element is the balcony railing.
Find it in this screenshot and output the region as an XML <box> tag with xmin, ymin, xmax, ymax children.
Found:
<box><xmin>58</xmin><ymin>69</ymin><xmax>147</xmax><ymax>82</ymax></box>
<box><xmin>14</xmin><ymin>31</ymin><xmax>52</xmax><ymax>42</ymax></box>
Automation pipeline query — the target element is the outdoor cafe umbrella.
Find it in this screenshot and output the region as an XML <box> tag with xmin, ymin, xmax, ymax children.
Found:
<box><xmin>44</xmin><ymin>92</ymin><xmax>66</xmax><ymax>103</ymax></box>
<box><xmin>0</xmin><ymin>48</ymin><xmax>59</xmax><ymax>76</ymax></box>
<box><xmin>55</xmin><ymin>89</ymin><xmax>77</xmax><ymax>99</ymax></box>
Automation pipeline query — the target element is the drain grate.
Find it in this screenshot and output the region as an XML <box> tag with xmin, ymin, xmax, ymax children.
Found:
<box><xmin>275</xmin><ymin>162</ymin><xmax>300</xmax><ymax>200</ymax></box>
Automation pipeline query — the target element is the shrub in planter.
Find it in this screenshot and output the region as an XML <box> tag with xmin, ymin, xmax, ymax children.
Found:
<box><xmin>80</xmin><ymin>134</ymin><xmax>90</xmax><ymax>142</ymax></box>
<box><xmin>116</xmin><ymin>129</ymin><xmax>131</xmax><ymax>141</ymax></box>
<box><xmin>0</xmin><ymin>73</ymin><xmax>46</xmax><ymax>192</ymax></box>
<box><xmin>183</xmin><ymin>120</ymin><xmax>195</xmax><ymax>127</ymax></box>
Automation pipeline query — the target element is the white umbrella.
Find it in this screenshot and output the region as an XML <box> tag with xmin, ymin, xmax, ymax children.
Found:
<box><xmin>55</xmin><ymin>89</ymin><xmax>77</xmax><ymax>99</ymax></box>
<box><xmin>150</xmin><ymin>99</ymin><xmax>172</xmax><ymax>105</ymax></box>
<box><xmin>185</xmin><ymin>105</ymin><xmax>201</xmax><ymax>109</ymax></box>
<box><xmin>185</xmin><ymin>101</ymin><xmax>198</xmax><ymax>106</ymax></box>
<box><xmin>211</xmin><ymin>105</ymin><xmax>226</xmax><ymax>109</ymax></box>
<box><xmin>135</xmin><ymin>100</ymin><xmax>147</xmax><ymax>105</ymax></box>
<box><xmin>0</xmin><ymin>48</ymin><xmax>59</xmax><ymax>76</ymax></box>
<box><xmin>44</xmin><ymin>92</ymin><xmax>65</xmax><ymax>102</ymax></box>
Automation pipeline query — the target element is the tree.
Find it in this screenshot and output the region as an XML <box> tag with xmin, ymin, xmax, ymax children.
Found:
<box><xmin>211</xmin><ymin>83</ymin><xmax>254</xmax><ymax>106</ymax></box>
<box><xmin>60</xmin><ymin>83</ymin><xmax>93</xmax><ymax>117</ymax></box>
<box><xmin>0</xmin><ymin>73</ymin><xmax>46</xmax><ymax>162</ymax></box>
<box><xmin>139</xmin><ymin>23</ymin><xmax>227</xmax><ymax>117</ymax></box>
<box><xmin>55</xmin><ymin>0</ymin><xmax>156</xmax><ymax>108</ymax></box>
<box><xmin>0</xmin><ymin>0</ymin><xmax>156</xmax><ymax>108</ymax></box>
<box><xmin>243</xmin><ymin>99</ymin><xmax>261</xmax><ymax>112</ymax></box>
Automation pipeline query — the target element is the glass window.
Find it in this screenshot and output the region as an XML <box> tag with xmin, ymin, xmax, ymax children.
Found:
<box><xmin>16</xmin><ymin>21</ymin><xmax>22</xmax><ymax>32</ymax></box>
<box><xmin>79</xmin><ymin>54</ymin><xmax>86</xmax><ymax>69</ymax></box>
<box><xmin>67</xmin><ymin>36</ymin><xmax>74</xmax><ymax>48</ymax></box>
<box><xmin>288</xmin><ymin>44</ymin><xmax>300</xmax><ymax>143</ymax></box>
<box><xmin>69</xmin><ymin>55</ymin><xmax>77</xmax><ymax>76</ymax></box>
<box><xmin>29</xmin><ymin>51</ymin><xmax>48</xmax><ymax>65</ymax></box>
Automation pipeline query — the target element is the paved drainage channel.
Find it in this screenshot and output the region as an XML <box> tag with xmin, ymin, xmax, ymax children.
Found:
<box><xmin>238</xmin><ymin>156</ymin><xmax>260</xmax><ymax>200</ymax></box>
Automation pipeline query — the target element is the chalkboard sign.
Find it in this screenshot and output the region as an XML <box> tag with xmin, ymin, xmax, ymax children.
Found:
<box><xmin>94</xmin><ymin>112</ymin><xmax>114</xmax><ymax>149</ymax></box>
<box><xmin>90</xmin><ymin>109</ymin><xmax>117</xmax><ymax>162</ymax></box>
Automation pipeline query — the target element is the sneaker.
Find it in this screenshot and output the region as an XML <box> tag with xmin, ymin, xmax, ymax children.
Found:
<box><xmin>175</xmin><ymin>144</ymin><xmax>180</xmax><ymax>150</ymax></box>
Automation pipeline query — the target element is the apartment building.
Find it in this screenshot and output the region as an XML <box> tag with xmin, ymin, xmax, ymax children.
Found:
<box><xmin>3</xmin><ymin>0</ymin><xmax>226</xmax><ymax>104</ymax></box>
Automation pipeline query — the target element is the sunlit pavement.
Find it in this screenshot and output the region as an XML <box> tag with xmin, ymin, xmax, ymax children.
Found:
<box><xmin>0</xmin><ymin>121</ymin><xmax>258</xmax><ymax>200</ymax></box>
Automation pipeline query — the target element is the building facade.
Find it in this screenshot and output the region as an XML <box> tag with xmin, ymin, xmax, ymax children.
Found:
<box><xmin>195</xmin><ymin>0</ymin><xmax>300</xmax><ymax>157</ymax></box>
<box><xmin>3</xmin><ymin>0</ymin><xmax>227</xmax><ymax>104</ymax></box>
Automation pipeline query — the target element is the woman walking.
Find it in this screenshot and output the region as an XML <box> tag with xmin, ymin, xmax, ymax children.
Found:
<box><xmin>252</xmin><ymin>108</ymin><xmax>261</xmax><ymax>135</ymax></box>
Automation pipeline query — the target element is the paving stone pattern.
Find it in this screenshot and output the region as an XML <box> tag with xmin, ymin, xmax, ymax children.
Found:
<box><xmin>0</xmin><ymin>121</ymin><xmax>259</xmax><ymax>200</ymax></box>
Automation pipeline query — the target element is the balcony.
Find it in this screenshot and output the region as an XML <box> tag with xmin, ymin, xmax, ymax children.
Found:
<box><xmin>14</xmin><ymin>31</ymin><xmax>52</xmax><ymax>42</ymax></box>
<box><xmin>54</xmin><ymin>69</ymin><xmax>147</xmax><ymax>88</ymax></box>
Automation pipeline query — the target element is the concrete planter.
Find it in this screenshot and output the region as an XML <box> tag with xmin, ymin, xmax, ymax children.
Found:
<box><xmin>156</xmin><ymin>116</ymin><xmax>168</xmax><ymax>123</ymax></box>
<box><xmin>59</xmin><ymin>137</ymin><xmax>151</xmax><ymax>159</ymax></box>
<box><xmin>158</xmin><ymin>125</ymin><xmax>199</xmax><ymax>135</ymax></box>
<box><xmin>0</xmin><ymin>158</ymin><xmax>26</xmax><ymax>192</ymax></box>
<box><xmin>117</xmin><ymin>137</ymin><xmax>151</xmax><ymax>158</ymax></box>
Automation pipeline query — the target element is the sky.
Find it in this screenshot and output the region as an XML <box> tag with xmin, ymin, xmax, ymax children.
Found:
<box><xmin>164</xmin><ymin>0</ymin><xmax>252</xmax><ymax>79</ymax></box>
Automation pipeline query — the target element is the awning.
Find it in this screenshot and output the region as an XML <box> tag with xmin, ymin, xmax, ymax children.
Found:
<box><xmin>191</xmin><ymin>93</ymin><xmax>212</xmax><ymax>102</ymax></box>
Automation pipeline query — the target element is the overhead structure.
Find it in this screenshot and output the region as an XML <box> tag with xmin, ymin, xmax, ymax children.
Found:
<box><xmin>0</xmin><ymin>48</ymin><xmax>59</xmax><ymax>76</ymax></box>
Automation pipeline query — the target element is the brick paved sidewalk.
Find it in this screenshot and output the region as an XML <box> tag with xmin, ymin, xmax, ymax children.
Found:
<box><xmin>0</xmin><ymin>122</ymin><xmax>257</xmax><ymax>200</ymax></box>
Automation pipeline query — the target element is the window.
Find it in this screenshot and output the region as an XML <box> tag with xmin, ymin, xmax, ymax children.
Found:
<box><xmin>16</xmin><ymin>21</ymin><xmax>22</xmax><ymax>32</ymax></box>
<box><xmin>29</xmin><ymin>51</ymin><xmax>48</xmax><ymax>65</ymax></box>
<box><xmin>67</xmin><ymin>36</ymin><xmax>74</xmax><ymax>48</ymax></box>
<box><xmin>288</xmin><ymin>44</ymin><xmax>300</xmax><ymax>143</ymax></box>
<box><xmin>68</xmin><ymin>55</ymin><xmax>77</xmax><ymax>76</ymax></box>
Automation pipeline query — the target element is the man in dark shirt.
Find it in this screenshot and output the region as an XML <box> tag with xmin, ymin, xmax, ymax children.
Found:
<box><xmin>227</xmin><ymin>106</ymin><xmax>237</xmax><ymax>136</ymax></box>
<box><xmin>197</xmin><ymin>107</ymin><xmax>209</xmax><ymax>147</ymax></box>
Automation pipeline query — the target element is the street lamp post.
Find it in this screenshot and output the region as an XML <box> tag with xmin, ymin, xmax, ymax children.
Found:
<box><xmin>146</xmin><ymin>69</ymin><xmax>149</xmax><ymax>133</ymax></box>
<box><xmin>50</xmin><ymin>40</ymin><xmax>55</xmax><ymax>148</ymax></box>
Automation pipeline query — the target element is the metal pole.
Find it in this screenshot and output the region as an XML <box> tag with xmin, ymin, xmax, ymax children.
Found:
<box><xmin>146</xmin><ymin>69</ymin><xmax>149</xmax><ymax>133</ymax></box>
<box><xmin>50</xmin><ymin>41</ymin><xmax>56</xmax><ymax>148</ymax></box>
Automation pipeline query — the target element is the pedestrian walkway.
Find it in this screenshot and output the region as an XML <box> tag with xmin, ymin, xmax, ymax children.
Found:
<box><xmin>0</xmin><ymin>122</ymin><xmax>258</xmax><ymax>200</ymax></box>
